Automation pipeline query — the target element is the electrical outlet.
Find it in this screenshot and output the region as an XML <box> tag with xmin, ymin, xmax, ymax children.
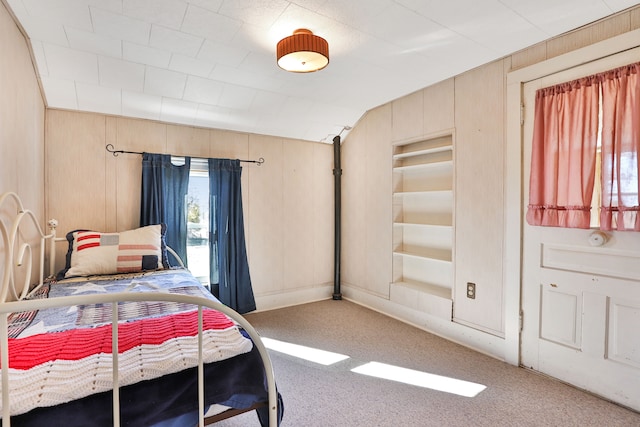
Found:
<box><xmin>466</xmin><ymin>282</ymin><xmax>476</xmax><ymax>299</ymax></box>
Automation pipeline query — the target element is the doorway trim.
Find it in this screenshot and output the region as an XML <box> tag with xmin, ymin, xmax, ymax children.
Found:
<box><xmin>504</xmin><ymin>28</ymin><xmax>640</xmax><ymax>366</ymax></box>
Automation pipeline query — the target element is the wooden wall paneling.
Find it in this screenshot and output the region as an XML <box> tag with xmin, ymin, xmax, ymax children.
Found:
<box><xmin>282</xmin><ymin>140</ymin><xmax>315</xmax><ymax>290</ymax></box>
<box><xmin>247</xmin><ymin>134</ymin><xmax>284</xmax><ymax>296</ymax></box>
<box><xmin>546</xmin><ymin>11</ymin><xmax>630</xmax><ymax>59</ymax></box>
<box><xmin>104</xmin><ymin>116</ymin><xmax>118</xmax><ymax>231</ymax></box>
<box><xmin>18</xmin><ymin>86</ymin><xmax>45</xmax><ymax>216</ymax></box>
<box><xmin>391</xmin><ymin>90</ymin><xmax>423</xmax><ymax>142</ymax></box>
<box><xmin>511</xmin><ymin>42</ymin><xmax>548</xmax><ymax>72</ymax></box>
<box><xmin>114</xmin><ymin>154</ymin><xmax>141</xmax><ymax>232</ymax></box>
<box><xmin>453</xmin><ymin>59</ymin><xmax>506</xmax><ymax>335</ymax></box>
<box><xmin>112</xmin><ymin>117</ymin><xmax>167</xmax><ymax>231</ymax></box>
<box><xmin>0</xmin><ymin>3</ymin><xmax>17</xmax><ymax>194</ymax></box>
<box><xmin>1</xmin><ymin>3</ymin><xmax>21</xmax><ymax>194</ymax></box>
<box><xmin>311</xmin><ymin>142</ymin><xmax>334</xmax><ymax>288</ymax></box>
<box><xmin>364</xmin><ymin>104</ymin><xmax>393</xmax><ymax>298</ymax></box>
<box><xmin>340</xmin><ymin>111</ymin><xmax>368</xmax><ymax>290</ymax></box>
<box><xmin>20</xmin><ymin>100</ymin><xmax>44</xmax><ymax>283</ymax></box>
<box><xmin>43</xmin><ymin>109</ymin><xmax>334</xmax><ymax>305</ymax></box>
<box><xmin>46</xmin><ymin>111</ymin><xmax>107</xmax><ymax>232</ymax></box>
<box><xmin>45</xmin><ymin>110</ymin><xmax>107</xmax><ymax>269</ymax></box>
<box><xmin>423</xmin><ymin>78</ymin><xmax>455</xmax><ymax>136</ymax></box>
<box><xmin>1</xmin><ymin>1</ymin><xmax>45</xmax><ymax>211</ymax></box>
<box><xmin>512</xmin><ymin>8</ymin><xmax>637</xmax><ymax>72</ymax></box>
<box><xmin>15</xmin><ymin>70</ymin><xmax>45</xmax><ymax>208</ymax></box>
<box><xmin>632</xmin><ymin>7</ymin><xmax>640</xmax><ymax>29</ymax></box>
<box><xmin>166</xmin><ymin>124</ymin><xmax>210</xmax><ymax>157</ymax></box>
<box><xmin>210</xmin><ymin>129</ymin><xmax>249</xmax><ymax>159</ymax></box>
<box><xmin>115</xmin><ymin>117</ymin><xmax>167</xmax><ymax>153</ymax></box>
<box><xmin>1</xmin><ymin>1</ymin><xmax>46</xmax><ymax>285</ymax></box>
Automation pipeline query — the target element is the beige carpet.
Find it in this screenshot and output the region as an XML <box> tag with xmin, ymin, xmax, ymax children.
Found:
<box><xmin>216</xmin><ymin>299</ymin><xmax>640</xmax><ymax>427</ymax></box>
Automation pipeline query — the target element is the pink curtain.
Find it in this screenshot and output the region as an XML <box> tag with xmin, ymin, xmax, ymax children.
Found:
<box><xmin>599</xmin><ymin>62</ymin><xmax>640</xmax><ymax>231</ymax></box>
<box><xmin>526</xmin><ymin>77</ymin><xmax>600</xmax><ymax>228</ymax></box>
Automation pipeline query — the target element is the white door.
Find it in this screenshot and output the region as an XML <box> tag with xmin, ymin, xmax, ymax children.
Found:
<box><xmin>521</xmin><ymin>47</ymin><xmax>640</xmax><ymax>412</ymax></box>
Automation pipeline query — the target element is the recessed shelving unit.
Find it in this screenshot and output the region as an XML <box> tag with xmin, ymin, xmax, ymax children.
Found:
<box><xmin>391</xmin><ymin>134</ymin><xmax>454</xmax><ymax>319</ymax></box>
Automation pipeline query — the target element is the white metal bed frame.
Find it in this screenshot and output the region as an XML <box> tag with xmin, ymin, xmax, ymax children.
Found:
<box><xmin>0</xmin><ymin>191</ymin><xmax>278</xmax><ymax>427</ymax></box>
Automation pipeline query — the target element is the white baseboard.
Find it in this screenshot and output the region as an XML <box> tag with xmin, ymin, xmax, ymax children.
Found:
<box><xmin>255</xmin><ymin>284</ymin><xmax>334</xmax><ymax>312</ymax></box>
<box><xmin>253</xmin><ymin>282</ymin><xmax>509</xmax><ymax>363</ymax></box>
<box><xmin>342</xmin><ymin>284</ymin><xmax>509</xmax><ymax>363</ymax></box>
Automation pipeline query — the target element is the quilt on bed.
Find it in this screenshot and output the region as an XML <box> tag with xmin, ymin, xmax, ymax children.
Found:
<box><xmin>1</xmin><ymin>269</ymin><xmax>259</xmax><ymax>422</ymax></box>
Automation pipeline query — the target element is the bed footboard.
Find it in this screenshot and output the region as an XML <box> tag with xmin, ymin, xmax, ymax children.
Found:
<box><xmin>0</xmin><ymin>292</ymin><xmax>278</xmax><ymax>427</ymax></box>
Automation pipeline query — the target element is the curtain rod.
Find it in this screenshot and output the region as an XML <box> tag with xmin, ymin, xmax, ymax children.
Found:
<box><xmin>105</xmin><ymin>144</ymin><xmax>264</xmax><ymax>166</ymax></box>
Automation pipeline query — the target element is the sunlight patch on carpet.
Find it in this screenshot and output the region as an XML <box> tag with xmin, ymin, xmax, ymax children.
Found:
<box><xmin>351</xmin><ymin>362</ymin><xmax>486</xmax><ymax>397</ymax></box>
<box><xmin>262</xmin><ymin>337</ymin><xmax>350</xmax><ymax>366</ymax></box>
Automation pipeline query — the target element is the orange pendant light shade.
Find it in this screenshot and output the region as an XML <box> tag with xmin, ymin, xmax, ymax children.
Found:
<box><xmin>277</xmin><ymin>29</ymin><xmax>329</xmax><ymax>73</ymax></box>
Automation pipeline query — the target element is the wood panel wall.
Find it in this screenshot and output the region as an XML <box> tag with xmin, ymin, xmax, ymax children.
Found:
<box><xmin>0</xmin><ymin>1</ymin><xmax>46</xmax><ymax>291</ymax></box>
<box><xmin>341</xmin><ymin>4</ymin><xmax>640</xmax><ymax>357</ymax></box>
<box><xmin>0</xmin><ymin>1</ymin><xmax>45</xmax><ymax>211</ymax></box>
<box><xmin>45</xmin><ymin>110</ymin><xmax>334</xmax><ymax>309</ymax></box>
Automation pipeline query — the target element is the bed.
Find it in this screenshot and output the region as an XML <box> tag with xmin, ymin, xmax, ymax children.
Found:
<box><xmin>0</xmin><ymin>192</ymin><xmax>282</xmax><ymax>426</ymax></box>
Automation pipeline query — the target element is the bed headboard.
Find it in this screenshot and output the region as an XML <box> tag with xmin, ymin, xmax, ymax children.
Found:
<box><xmin>0</xmin><ymin>192</ymin><xmax>57</xmax><ymax>303</ymax></box>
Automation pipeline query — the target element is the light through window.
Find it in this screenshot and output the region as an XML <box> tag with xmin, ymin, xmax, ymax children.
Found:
<box><xmin>262</xmin><ymin>337</ymin><xmax>487</xmax><ymax>397</ymax></box>
<box><xmin>186</xmin><ymin>158</ymin><xmax>210</xmax><ymax>285</ymax></box>
<box><xmin>262</xmin><ymin>337</ymin><xmax>349</xmax><ymax>366</ymax></box>
<box><xmin>351</xmin><ymin>362</ymin><xmax>486</xmax><ymax>397</ymax></box>
<box><xmin>590</xmin><ymin>99</ymin><xmax>602</xmax><ymax>229</ymax></box>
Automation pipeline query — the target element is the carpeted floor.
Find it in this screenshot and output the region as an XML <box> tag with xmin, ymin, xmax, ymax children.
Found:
<box><xmin>216</xmin><ymin>299</ymin><xmax>640</xmax><ymax>427</ymax></box>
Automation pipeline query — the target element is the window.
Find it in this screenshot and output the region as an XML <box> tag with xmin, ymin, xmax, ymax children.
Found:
<box><xmin>590</xmin><ymin>146</ymin><xmax>602</xmax><ymax>228</ymax></box>
<box><xmin>142</xmin><ymin>153</ymin><xmax>255</xmax><ymax>313</ymax></box>
<box><xmin>185</xmin><ymin>159</ymin><xmax>210</xmax><ymax>284</ymax></box>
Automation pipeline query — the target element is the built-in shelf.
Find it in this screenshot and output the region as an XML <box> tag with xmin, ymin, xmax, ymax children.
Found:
<box><xmin>392</xmin><ymin>133</ymin><xmax>454</xmax><ymax>319</ymax></box>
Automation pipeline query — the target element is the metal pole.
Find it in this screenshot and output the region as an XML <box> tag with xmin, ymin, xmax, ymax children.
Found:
<box><xmin>332</xmin><ymin>135</ymin><xmax>342</xmax><ymax>300</ymax></box>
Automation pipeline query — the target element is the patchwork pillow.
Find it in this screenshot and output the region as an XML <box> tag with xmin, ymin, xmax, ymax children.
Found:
<box><xmin>60</xmin><ymin>224</ymin><xmax>169</xmax><ymax>278</ymax></box>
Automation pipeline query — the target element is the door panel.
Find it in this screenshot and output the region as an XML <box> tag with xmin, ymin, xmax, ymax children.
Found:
<box><xmin>521</xmin><ymin>47</ymin><xmax>640</xmax><ymax>411</ymax></box>
<box><xmin>540</xmin><ymin>285</ymin><xmax>581</xmax><ymax>349</ymax></box>
<box><xmin>608</xmin><ymin>297</ymin><xmax>640</xmax><ymax>369</ymax></box>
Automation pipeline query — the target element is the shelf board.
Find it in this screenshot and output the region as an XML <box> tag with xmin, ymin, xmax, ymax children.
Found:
<box><xmin>393</xmin><ymin>222</ymin><xmax>453</xmax><ymax>230</ymax></box>
<box><xmin>393</xmin><ymin>145</ymin><xmax>452</xmax><ymax>160</ymax></box>
<box><xmin>393</xmin><ymin>249</ymin><xmax>452</xmax><ymax>263</ymax></box>
<box><xmin>393</xmin><ymin>160</ymin><xmax>453</xmax><ymax>172</ymax></box>
<box><xmin>392</xmin><ymin>280</ymin><xmax>452</xmax><ymax>300</ymax></box>
<box><xmin>392</xmin><ymin>189</ymin><xmax>453</xmax><ymax>197</ymax></box>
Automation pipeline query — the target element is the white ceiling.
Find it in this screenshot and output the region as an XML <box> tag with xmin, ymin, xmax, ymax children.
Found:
<box><xmin>6</xmin><ymin>0</ymin><xmax>638</xmax><ymax>143</ymax></box>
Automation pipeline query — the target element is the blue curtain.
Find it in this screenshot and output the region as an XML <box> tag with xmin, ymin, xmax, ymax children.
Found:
<box><xmin>140</xmin><ymin>153</ymin><xmax>191</xmax><ymax>266</ymax></box>
<box><xmin>208</xmin><ymin>159</ymin><xmax>256</xmax><ymax>314</ymax></box>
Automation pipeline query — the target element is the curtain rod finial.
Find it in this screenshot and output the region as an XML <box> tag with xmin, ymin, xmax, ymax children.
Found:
<box><xmin>105</xmin><ymin>144</ymin><xmax>118</xmax><ymax>156</ymax></box>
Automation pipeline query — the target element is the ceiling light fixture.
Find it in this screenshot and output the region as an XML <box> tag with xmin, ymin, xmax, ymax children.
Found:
<box><xmin>277</xmin><ymin>29</ymin><xmax>329</xmax><ymax>73</ymax></box>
